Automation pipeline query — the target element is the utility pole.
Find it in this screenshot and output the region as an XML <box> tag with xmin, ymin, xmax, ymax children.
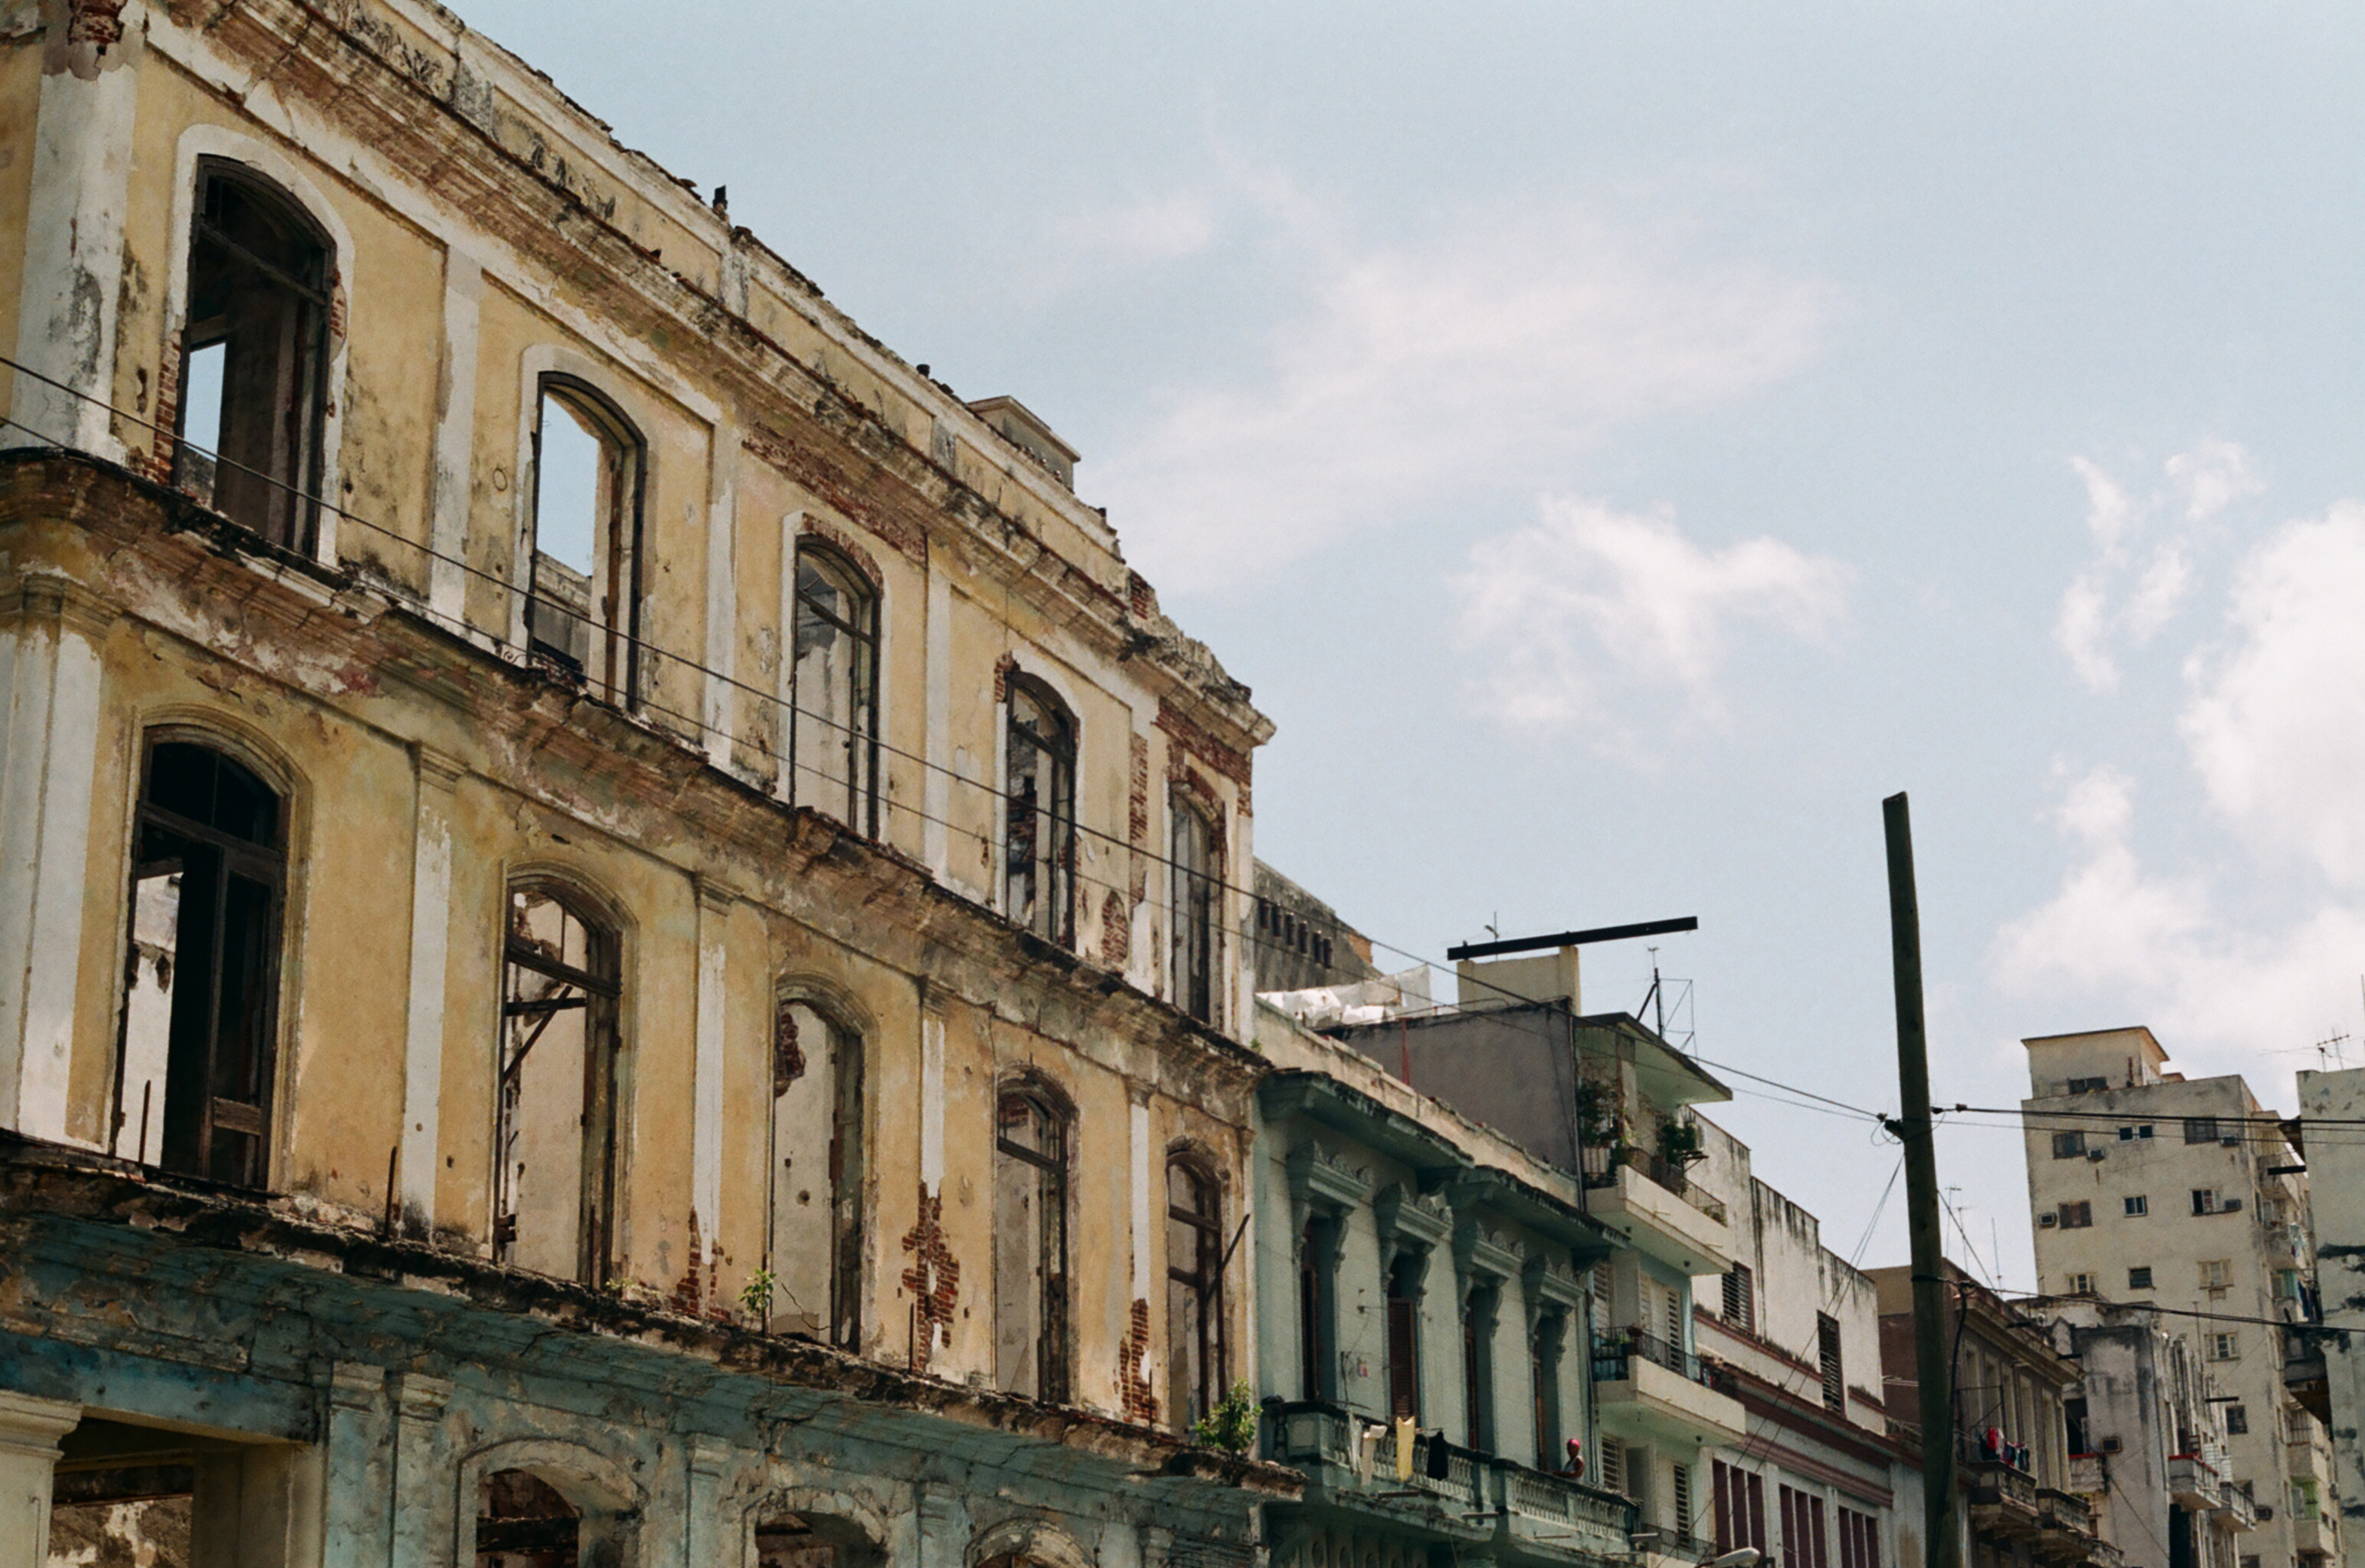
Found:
<box><xmin>1884</xmin><ymin>792</ymin><xmax>1960</xmax><ymax>1568</ymax></box>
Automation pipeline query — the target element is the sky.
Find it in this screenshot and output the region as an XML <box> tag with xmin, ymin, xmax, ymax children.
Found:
<box><xmin>464</xmin><ymin>0</ymin><xmax>2365</xmax><ymax>1292</ymax></box>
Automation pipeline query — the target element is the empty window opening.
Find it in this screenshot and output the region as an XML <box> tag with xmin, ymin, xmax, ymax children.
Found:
<box><xmin>1165</xmin><ymin>1155</ymin><xmax>1225</xmax><ymax>1430</ymax></box>
<box><xmin>1170</xmin><ymin>793</ymin><xmax>1218</xmax><ymax>1023</ymax></box>
<box><xmin>2185</xmin><ymin>1117</ymin><xmax>2222</xmax><ymax>1143</ymax></box>
<box><xmin>112</xmin><ymin>740</ymin><xmax>286</xmax><ymax>1188</ymax></box>
<box><xmin>994</xmin><ymin>1083</ymin><xmax>1070</xmax><ymax>1401</ymax></box>
<box><xmin>495</xmin><ymin>886</ymin><xmax>622</xmax><ymax>1286</ymax></box>
<box><xmin>176</xmin><ymin>161</ymin><xmax>331</xmax><ymax>551</ymax></box>
<box><xmin>1385</xmin><ymin>1250</ymin><xmax>1423</xmax><ymax>1420</ymax></box>
<box><xmin>765</xmin><ymin>999</ymin><xmax>865</xmax><ymax>1349</ymax></box>
<box><xmin>476</xmin><ymin>1470</ymin><xmax>580</xmax><ymax>1567</ymax></box>
<box><xmin>1003</xmin><ymin>678</ymin><xmax>1076</xmax><ymax>947</ymax></box>
<box><xmin>789</xmin><ymin>546</ymin><xmax>880</xmax><ymax>836</ymax></box>
<box><xmin>1300</xmin><ymin>1214</ymin><xmax>1340</xmax><ymax>1403</ymax></box>
<box><xmin>2058</xmin><ymin>1201</ymin><xmax>2092</xmax><ymax>1229</ymax></box>
<box><xmin>1464</xmin><ymin>1279</ymin><xmax>1500</xmax><ymax>1453</ymax></box>
<box><xmin>753</xmin><ymin>1513</ymin><xmax>885</xmax><ymax>1568</ymax></box>
<box><xmin>2051</xmin><ymin>1131</ymin><xmax>2087</xmax><ymax>1159</ymax></box>
<box><xmin>2128</xmin><ymin>1266</ymin><xmax>2154</xmax><ymax>1290</ymax></box>
<box><xmin>528</xmin><ymin>379</ymin><xmax>643</xmax><ymax>701</ymax></box>
<box><xmin>48</xmin><ymin>1439</ymin><xmax>195</xmax><ymax>1568</ymax></box>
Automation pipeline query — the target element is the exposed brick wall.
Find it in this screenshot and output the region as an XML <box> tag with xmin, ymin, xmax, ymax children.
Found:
<box><xmin>742</xmin><ymin>425</ymin><xmax>929</xmax><ymax>566</ymax></box>
<box><xmin>1117</xmin><ymin>1295</ymin><xmax>1158</xmax><ymax>1426</ymax></box>
<box><xmin>1155</xmin><ymin>700</ymin><xmax>1251</xmax><ymax>817</ymax></box>
<box><xmin>791</xmin><ymin>514</ymin><xmax>886</xmax><ymax>592</ymax></box>
<box><xmin>899</xmin><ymin>1179</ymin><xmax>960</xmax><ymax>1373</ymax></box>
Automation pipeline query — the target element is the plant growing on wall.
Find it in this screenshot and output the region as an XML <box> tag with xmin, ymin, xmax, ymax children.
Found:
<box><xmin>1189</xmin><ymin>1380</ymin><xmax>1259</xmax><ymax>1454</ymax></box>
<box><xmin>739</xmin><ymin>1267</ymin><xmax>778</xmax><ymax>1322</ymax></box>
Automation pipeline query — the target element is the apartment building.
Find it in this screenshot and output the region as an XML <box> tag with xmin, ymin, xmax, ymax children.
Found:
<box><xmin>0</xmin><ymin>0</ymin><xmax>1289</xmax><ymax>1561</ymax></box>
<box><xmin>2294</xmin><ymin>1070</ymin><xmax>2365</xmax><ymax>1545</ymax></box>
<box><xmin>2021</xmin><ymin>1030</ymin><xmax>2340</xmax><ymax>1568</ymax></box>
<box><xmin>1689</xmin><ymin>1123</ymin><xmax>1926</xmax><ymax>1568</ymax></box>
<box><xmin>1874</xmin><ymin>1264</ymin><xmax>2098</xmax><ymax>1568</ymax></box>
<box><xmin>1252</xmin><ymin>1005</ymin><xmax>1638</xmax><ymax>1568</ymax></box>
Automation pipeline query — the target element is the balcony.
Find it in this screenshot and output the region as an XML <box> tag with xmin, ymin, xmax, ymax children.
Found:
<box><xmin>2034</xmin><ymin>1488</ymin><xmax>2104</xmax><ymax>1567</ymax></box>
<box><xmin>2066</xmin><ymin>1454</ymin><xmax>2105</xmax><ymax>1496</ymax></box>
<box><xmin>1966</xmin><ymin>1460</ymin><xmax>2041</xmax><ymax>1543</ymax></box>
<box><xmin>1581</xmin><ymin>1151</ymin><xmax>1732</xmax><ymax>1275</ymax></box>
<box><xmin>1264</xmin><ymin>1401</ymin><xmax>1640</xmax><ymax>1562</ymax></box>
<box><xmin>2292</xmin><ymin>1511</ymin><xmax>2336</xmax><ymax>1559</ymax></box>
<box><xmin>2167</xmin><ymin>1454</ymin><xmax>2222</xmax><ymax>1512</ymax></box>
<box><xmin>1593</xmin><ymin>1333</ymin><xmax>1748</xmax><ymax>1448</ymax></box>
<box><xmin>2283</xmin><ymin>1329</ymin><xmax>2333</xmax><ymax>1425</ymax></box>
<box><xmin>2212</xmin><ymin>1482</ymin><xmax>2258</xmax><ymax>1531</ymax></box>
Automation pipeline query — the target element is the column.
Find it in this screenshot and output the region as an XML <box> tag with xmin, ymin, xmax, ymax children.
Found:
<box><xmin>691</xmin><ymin>882</ymin><xmax>729</xmax><ymax>1265</ymax></box>
<box><xmin>322</xmin><ymin>1363</ymin><xmax>394</xmax><ymax>1568</ymax></box>
<box><xmin>388</xmin><ymin>1373</ymin><xmax>453</xmax><ymax>1568</ymax></box>
<box><xmin>702</xmin><ymin>438</ymin><xmax>740</xmax><ymax>770</ymax></box>
<box><xmin>427</xmin><ymin>255</ymin><xmax>482</xmax><ymax>625</ymax></box>
<box><xmin>399</xmin><ymin>749</ymin><xmax>461</xmax><ymax>1234</ymax></box>
<box><xmin>683</xmin><ymin>1434</ymin><xmax>733</xmax><ymax>1568</ymax></box>
<box><xmin>0</xmin><ymin>579</ymin><xmax>109</xmax><ymax>1141</ymax></box>
<box><xmin>921</xmin><ymin>564</ymin><xmax>952</xmax><ymax>881</ymax></box>
<box><xmin>6</xmin><ymin>3</ymin><xmax>142</xmax><ymax>460</ymax></box>
<box><xmin>0</xmin><ymin>1390</ymin><xmax>78</xmax><ymax>1568</ymax></box>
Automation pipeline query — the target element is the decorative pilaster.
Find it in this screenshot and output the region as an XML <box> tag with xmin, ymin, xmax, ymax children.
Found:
<box><xmin>0</xmin><ymin>1390</ymin><xmax>79</xmax><ymax>1568</ymax></box>
<box><xmin>399</xmin><ymin>749</ymin><xmax>463</xmax><ymax>1233</ymax></box>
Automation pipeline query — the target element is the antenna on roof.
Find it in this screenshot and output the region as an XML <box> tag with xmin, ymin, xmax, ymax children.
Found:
<box><xmin>1647</xmin><ymin>945</ymin><xmax>1667</xmax><ymax>1037</ymax></box>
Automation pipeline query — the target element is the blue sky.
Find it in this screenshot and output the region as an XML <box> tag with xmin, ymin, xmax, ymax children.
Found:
<box><xmin>467</xmin><ymin>0</ymin><xmax>2365</xmax><ymax>1288</ymax></box>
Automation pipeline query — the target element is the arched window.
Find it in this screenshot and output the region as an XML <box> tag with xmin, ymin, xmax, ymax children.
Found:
<box><xmin>1165</xmin><ymin>1155</ymin><xmax>1226</xmax><ymax>1429</ymax></box>
<box><xmin>528</xmin><ymin>377</ymin><xmax>644</xmax><ymax>704</ymax></box>
<box><xmin>496</xmin><ymin>883</ymin><xmax>622</xmax><ymax>1286</ymax></box>
<box><xmin>1385</xmin><ymin>1251</ymin><xmax>1423</xmax><ymax>1421</ymax></box>
<box><xmin>1168</xmin><ymin>792</ymin><xmax>1218</xmax><ymax>1023</ymax></box>
<box><xmin>474</xmin><ymin>1467</ymin><xmax>635</xmax><ymax>1567</ymax></box>
<box><xmin>764</xmin><ymin>996</ymin><xmax>865</xmax><ymax>1350</ymax></box>
<box><xmin>789</xmin><ymin>545</ymin><xmax>880</xmax><ymax>836</ymax></box>
<box><xmin>176</xmin><ymin>161</ymin><xmax>332</xmax><ymax>552</ymax></box>
<box><xmin>993</xmin><ymin>1081</ymin><xmax>1071</xmax><ymax>1401</ymax></box>
<box><xmin>1003</xmin><ymin>678</ymin><xmax>1075</xmax><ymax>947</ymax></box>
<box><xmin>112</xmin><ymin>739</ymin><xmax>286</xmax><ymax>1188</ymax></box>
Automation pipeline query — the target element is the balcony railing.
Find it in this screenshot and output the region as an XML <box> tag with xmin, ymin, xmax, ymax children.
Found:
<box><xmin>1594</xmin><ymin>1330</ymin><xmax>1709</xmax><ymax>1387</ymax></box>
<box><xmin>2067</xmin><ymin>1454</ymin><xmax>2104</xmax><ymax>1495</ymax></box>
<box><xmin>1581</xmin><ymin>1145</ymin><xmax>1728</xmax><ymax>1225</ymax></box>
<box><xmin>1966</xmin><ymin>1460</ymin><xmax>2040</xmax><ymax>1514</ymax></box>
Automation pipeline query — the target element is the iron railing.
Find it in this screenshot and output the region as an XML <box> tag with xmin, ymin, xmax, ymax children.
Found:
<box><xmin>1593</xmin><ymin>1330</ymin><xmax>1708</xmax><ymax>1386</ymax></box>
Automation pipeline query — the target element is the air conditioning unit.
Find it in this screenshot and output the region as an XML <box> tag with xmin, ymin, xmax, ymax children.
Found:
<box><xmin>2222</xmin><ymin>1137</ymin><xmax>2241</xmax><ymax>1148</ymax></box>
<box><xmin>2040</xmin><ymin>1215</ymin><xmax>2059</xmax><ymax>1228</ymax></box>
<box><xmin>2223</xmin><ymin>1198</ymin><xmax>2243</xmax><ymax>1213</ymax></box>
<box><xmin>2101</xmin><ymin>1437</ymin><xmax>2123</xmax><ymax>1454</ymax></box>
<box><xmin>2257</xmin><ymin>1507</ymin><xmax>2275</xmax><ymax>1522</ymax></box>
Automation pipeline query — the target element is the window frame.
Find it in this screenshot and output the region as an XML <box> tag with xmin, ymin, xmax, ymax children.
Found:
<box><xmin>1164</xmin><ymin>1152</ymin><xmax>1227</xmax><ymax>1430</ymax></box>
<box><xmin>526</xmin><ymin>374</ymin><xmax>648</xmax><ymax>706</ymax></box>
<box><xmin>764</xmin><ymin>992</ymin><xmax>867</xmax><ymax>1352</ymax></box>
<box><xmin>112</xmin><ymin>736</ymin><xmax>291</xmax><ymax>1189</ymax></box>
<box><xmin>1168</xmin><ymin>788</ymin><xmax>1221</xmax><ymax>1024</ymax></box>
<box><xmin>788</xmin><ymin>541</ymin><xmax>882</xmax><ymax>838</ymax></box>
<box><xmin>174</xmin><ymin>158</ymin><xmax>335</xmax><ymax>555</ymax></box>
<box><xmin>993</xmin><ymin>1079</ymin><xmax>1073</xmax><ymax>1402</ymax></box>
<box><xmin>1002</xmin><ymin>676</ymin><xmax>1078</xmax><ymax>947</ymax></box>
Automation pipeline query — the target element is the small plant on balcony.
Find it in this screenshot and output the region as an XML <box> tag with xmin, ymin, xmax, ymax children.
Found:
<box><xmin>1657</xmin><ymin>1115</ymin><xmax>1706</xmax><ymax>1169</ymax></box>
<box><xmin>1189</xmin><ymin>1379</ymin><xmax>1259</xmax><ymax>1454</ymax></box>
<box><xmin>1576</xmin><ymin>1079</ymin><xmax>1619</xmax><ymax>1147</ymax></box>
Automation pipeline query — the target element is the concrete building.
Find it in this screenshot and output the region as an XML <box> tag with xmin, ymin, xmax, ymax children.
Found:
<box><xmin>0</xmin><ymin>0</ymin><xmax>1294</xmax><ymax>1561</ymax></box>
<box><xmin>1251</xmin><ymin>1004</ymin><xmax>1639</xmax><ymax>1568</ymax></box>
<box><xmin>1874</xmin><ymin>1263</ymin><xmax>2102</xmax><ymax>1568</ymax></box>
<box><xmin>2032</xmin><ymin>1297</ymin><xmax>2255</xmax><ymax>1568</ymax></box>
<box><xmin>2020</xmin><ymin>1030</ymin><xmax>2340</xmax><ymax>1568</ymax></box>
<box><xmin>1689</xmin><ymin>1121</ymin><xmax>1927</xmax><ymax>1568</ymax></box>
<box><xmin>1317</xmin><ymin>949</ymin><xmax>1751</xmax><ymax>1568</ymax></box>
<box><xmin>2295</xmin><ymin>1070</ymin><xmax>2365</xmax><ymax>1544</ymax></box>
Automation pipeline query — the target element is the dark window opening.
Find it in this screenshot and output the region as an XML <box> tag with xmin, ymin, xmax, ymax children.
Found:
<box><xmin>528</xmin><ymin>378</ymin><xmax>644</xmax><ymax>705</ymax></box>
<box><xmin>1816</xmin><ymin>1311</ymin><xmax>1844</xmax><ymax>1414</ymax></box>
<box><xmin>1464</xmin><ymin>1279</ymin><xmax>1500</xmax><ymax>1453</ymax></box>
<box><xmin>754</xmin><ymin>1512</ymin><xmax>885</xmax><ymax>1568</ymax></box>
<box><xmin>495</xmin><ymin>885</ymin><xmax>621</xmax><ymax>1287</ymax></box>
<box><xmin>2059</xmin><ymin>1201</ymin><xmax>2092</xmax><ymax>1229</ymax></box>
<box><xmin>1713</xmin><ymin>1461</ymin><xmax>1768</xmax><ymax>1557</ymax></box>
<box><xmin>1386</xmin><ymin>1251</ymin><xmax>1423</xmax><ymax>1420</ymax></box>
<box><xmin>2185</xmin><ymin>1117</ymin><xmax>2222</xmax><ymax>1144</ymax></box>
<box><xmin>112</xmin><ymin>740</ymin><xmax>286</xmax><ymax>1188</ymax></box>
<box><xmin>2052</xmin><ymin>1131</ymin><xmax>2087</xmax><ymax>1159</ymax></box>
<box><xmin>1004</xmin><ymin>678</ymin><xmax>1076</xmax><ymax>947</ymax></box>
<box><xmin>1166</xmin><ymin>1154</ymin><xmax>1226</xmax><ymax>1430</ymax></box>
<box><xmin>476</xmin><ymin>1470</ymin><xmax>580</xmax><ymax>1568</ymax></box>
<box><xmin>1170</xmin><ymin>792</ymin><xmax>1219</xmax><ymax>1023</ymax></box>
<box><xmin>176</xmin><ymin>161</ymin><xmax>331</xmax><ymax>553</ymax></box>
<box><xmin>1532</xmin><ymin>1309</ymin><xmax>1566</xmax><ymax>1472</ymax></box>
<box><xmin>789</xmin><ymin>546</ymin><xmax>880</xmax><ymax>836</ymax></box>
<box><xmin>2128</xmin><ymin>1265</ymin><xmax>2153</xmax><ymax>1290</ymax></box>
<box><xmin>1300</xmin><ymin>1215</ymin><xmax>1340</xmax><ymax>1402</ymax></box>
<box><xmin>2067</xmin><ymin>1075</ymin><xmax>2110</xmax><ymax>1094</ymax></box>
<box><xmin>994</xmin><ymin>1083</ymin><xmax>1070</xmax><ymax>1401</ymax></box>
<box><xmin>2066</xmin><ymin>1397</ymin><xmax>2090</xmax><ymax>1454</ymax></box>
<box><xmin>765</xmin><ymin>998</ymin><xmax>865</xmax><ymax>1351</ymax></box>
<box><xmin>2224</xmin><ymin>1405</ymin><xmax>2248</xmax><ymax>1436</ymax></box>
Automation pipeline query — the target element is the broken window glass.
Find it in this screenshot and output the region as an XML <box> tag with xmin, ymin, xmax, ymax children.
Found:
<box><xmin>528</xmin><ymin>380</ymin><xmax>642</xmax><ymax>702</ymax></box>
<box><xmin>1004</xmin><ymin>679</ymin><xmax>1075</xmax><ymax>947</ymax></box>
<box><xmin>176</xmin><ymin>161</ymin><xmax>331</xmax><ymax>552</ymax></box>
<box><xmin>113</xmin><ymin>740</ymin><xmax>285</xmax><ymax>1188</ymax></box>
<box><xmin>765</xmin><ymin>998</ymin><xmax>865</xmax><ymax>1350</ymax></box>
<box><xmin>789</xmin><ymin>546</ymin><xmax>880</xmax><ymax>834</ymax></box>
<box><xmin>495</xmin><ymin>886</ymin><xmax>621</xmax><ymax>1286</ymax></box>
<box><xmin>993</xmin><ymin>1084</ymin><xmax>1070</xmax><ymax>1401</ymax></box>
<box><xmin>1168</xmin><ymin>793</ymin><xmax>1217</xmax><ymax>1022</ymax></box>
<box><xmin>1165</xmin><ymin>1155</ymin><xmax>1224</xmax><ymax>1429</ymax></box>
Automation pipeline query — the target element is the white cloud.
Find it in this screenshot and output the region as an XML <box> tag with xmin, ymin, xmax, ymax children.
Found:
<box><xmin>1452</xmin><ymin>495</ymin><xmax>1850</xmax><ymax>735</ymax></box>
<box><xmin>2181</xmin><ymin>501</ymin><xmax>2365</xmax><ymax>885</ymax></box>
<box><xmin>2053</xmin><ymin>442</ymin><xmax>2257</xmax><ymax>694</ymax></box>
<box><xmin>1094</xmin><ymin>196</ymin><xmax>1827</xmax><ymax>591</ymax></box>
<box><xmin>1990</xmin><ymin>765</ymin><xmax>2365</xmax><ymax>1098</ymax></box>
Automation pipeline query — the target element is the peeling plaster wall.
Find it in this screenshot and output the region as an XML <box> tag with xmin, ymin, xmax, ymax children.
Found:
<box><xmin>2299</xmin><ymin>1068</ymin><xmax>2365</xmax><ymax>1527</ymax></box>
